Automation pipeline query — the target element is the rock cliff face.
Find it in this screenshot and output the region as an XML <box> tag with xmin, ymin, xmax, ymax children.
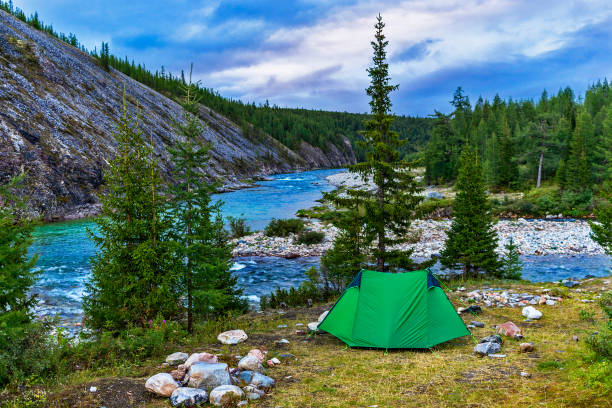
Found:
<box><xmin>0</xmin><ymin>10</ymin><xmax>355</xmax><ymax>220</ymax></box>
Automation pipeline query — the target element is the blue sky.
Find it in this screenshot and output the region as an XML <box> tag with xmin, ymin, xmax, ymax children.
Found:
<box><xmin>14</xmin><ymin>0</ymin><xmax>612</xmax><ymax>116</ymax></box>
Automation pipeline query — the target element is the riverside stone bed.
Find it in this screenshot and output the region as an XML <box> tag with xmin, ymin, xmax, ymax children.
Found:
<box><xmin>231</xmin><ymin>218</ymin><xmax>604</xmax><ymax>259</ymax></box>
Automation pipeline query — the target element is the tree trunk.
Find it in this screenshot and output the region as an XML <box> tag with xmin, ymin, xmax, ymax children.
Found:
<box><xmin>537</xmin><ymin>152</ymin><xmax>544</xmax><ymax>188</ymax></box>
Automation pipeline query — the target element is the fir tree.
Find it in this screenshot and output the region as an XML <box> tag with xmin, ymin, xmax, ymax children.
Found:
<box><xmin>340</xmin><ymin>14</ymin><xmax>423</xmax><ymax>272</ymax></box>
<box><xmin>168</xmin><ymin>66</ymin><xmax>245</xmax><ymax>332</ymax></box>
<box><xmin>440</xmin><ymin>144</ymin><xmax>501</xmax><ymax>277</ymax></box>
<box><xmin>0</xmin><ymin>174</ymin><xmax>39</xmax><ymax>317</ymax></box>
<box><xmin>425</xmin><ymin>112</ymin><xmax>457</xmax><ymax>184</ymax></box>
<box><xmin>500</xmin><ymin>237</ymin><xmax>523</xmax><ymax>280</ymax></box>
<box><xmin>84</xmin><ymin>92</ymin><xmax>181</xmax><ymax>331</ymax></box>
<box><xmin>495</xmin><ymin>117</ymin><xmax>518</xmax><ymax>188</ymax></box>
<box><xmin>566</xmin><ymin>111</ymin><xmax>592</xmax><ymax>190</ymax></box>
<box><xmin>100</xmin><ymin>42</ymin><xmax>110</xmax><ymax>71</ymax></box>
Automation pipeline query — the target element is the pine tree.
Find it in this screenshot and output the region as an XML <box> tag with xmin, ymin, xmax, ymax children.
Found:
<box><xmin>0</xmin><ymin>174</ymin><xmax>39</xmax><ymax>317</ymax></box>
<box><xmin>100</xmin><ymin>42</ymin><xmax>110</xmax><ymax>71</ymax></box>
<box><xmin>84</xmin><ymin>92</ymin><xmax>181</xmax><ymax>331</ymax></box>
<box><xmin>500</xmin><ymin>237</ymin><xmax>523</xmax><ymax>280</ymax></box>
<box><xmin>566</xmin><ymin>111</ymin><xmax>592</xmax><ymax>190</ymax></box>
<box><xmin>342</xmin><ymin>14</ymin><xmax>423</xmax><ymax>272</ymax></box>
<box><xmin>425</xmin><ymin>112</ymin><xmax>456</xmax><ymax>184</ymax></box>
<box><xmin>440</xmin><ymin>144</ymin><xmax>501</xmax><ymax>277</ymax></box>
<box><xmin>168</xmin><ymin>66</ymin><xmax>245</xmax><ymax>332</ymax></box>
<box><xmin>495</xmin><ymin>117</ymin><xmax>518</xmax><ymax>188</ymax></box>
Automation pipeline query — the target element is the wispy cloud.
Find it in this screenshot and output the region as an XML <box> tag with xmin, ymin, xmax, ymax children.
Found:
<box><xmin>13</xmin><ymin>0</ymin><xmax>612</xmax><ymax>114</ymax></box>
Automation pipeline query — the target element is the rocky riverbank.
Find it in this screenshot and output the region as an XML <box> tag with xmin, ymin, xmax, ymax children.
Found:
<box><xmin>231</xmin><ymin>218</ymin><xmax>605</xmax><ymax>259</ymax></box>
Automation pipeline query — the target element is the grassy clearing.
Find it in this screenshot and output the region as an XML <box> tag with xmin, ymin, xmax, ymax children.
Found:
<box><xmin>3</xmin><ymin>278</ymin><xmax>611</xmax><ymax>408</ymax></box>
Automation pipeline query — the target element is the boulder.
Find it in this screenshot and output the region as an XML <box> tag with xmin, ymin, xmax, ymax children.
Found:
<box><xmin>209</xmin><ymin>385</ymin><xmax>245</xmax><ymax>407</ymax></box>
<box><xmin>217</xmin><ymin>329</ymin><xmax>248</xmax><ymax>345</ymax></box>
<box><xmin>519</xmin><ymin>342</ymin><xmax>534</xmax><ymax>353</ymax></box>
<box><xmin>480</xmin><ymin>335</ymin><xmax>503</xmax><ymax>345</ymax></box>
<box><xmin>497</xmin><ymin>321</ymin><xmax>522</xmax><ymax>338</ymax></box>
<box><xmin>171</xmin><ymin>364</ymin><xmax>187</xmax><ymax>382</ymax></box>
<box><xmin>166</xmin><ymin>352</ymin><xmax>189</xmax><ymax>366</ymax></box>
<box><xmin>238</xmin><ymin>371</ymin><xmax>275</xmax><ymax>388</ymax></box>
<box><xmin>247</xmin><ymin>349</ymin><xmax>266</xmax><ymax>364</ymax></box>
<box><xmin>145</xmin><ymin>373</ymin><xmax>179</xmax><ymax>397</ymax></box>
<box><xmin>170</xmin><ymin>387</ymin><xmax>208</xmax><ymax>407</ymax></box>
<box><xmin>184</xmin><ymin>352</ymin><xmax>218</xmax><ymax>369</ymax></box>
<box><xmin>474</xmin><ymin>341</ymin><xmax>501</xmax><ymax>356</ymax></box>
<box><xmin>238</xmin><ymin>355</ymin><xmax>264</xmax><ymax>373</ymax></box>
<box><xmin>187</xmin><ymin>362</ymin><xmax>232</xmax><ymax>391</ymax></box>
<box><xmin>522</xmin><ymin>306</ymin><xmax>542</xmax><ymax>320</ymax></box>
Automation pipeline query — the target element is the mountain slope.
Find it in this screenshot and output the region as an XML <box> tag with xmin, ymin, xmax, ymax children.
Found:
<box><xmin>0</xmin><ymin>9</ymin><xmax>355</xmax><ymax>221</ymax></box>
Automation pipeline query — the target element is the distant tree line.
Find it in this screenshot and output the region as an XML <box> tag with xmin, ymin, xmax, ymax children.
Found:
<box><xmin>425</xmin><ymin>84</ymin><xmax>612</xmax><ymax>195</ymax></box>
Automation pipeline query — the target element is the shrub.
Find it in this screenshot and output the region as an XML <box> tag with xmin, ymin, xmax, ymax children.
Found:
<box><xmin>295</xmin><ymin>230</ymin><xmax>325</xmax><ymax>245</ymax></box>
<box><xmin>0</xmin><ymin>313</ymin><xmax>54</xmax><ymax>387</ymax></box>
<box><xmin>416</xmin><ymin>198</ymin><xmax>453</xmax><ymax>219</ymax></box>
<box><xmin>264</xmin><ymin>218</ymin><xmax>305</xmax><ymax>237</ymax></box>
<box><xmin>227</xmin><ymin>216</ymin><xmax>251</xmax><ymax>238</ymax></box>
<box><xmin>585</xmin><ymin>291</ymin><xmax>612</xmax><ymax>360</ymax></box>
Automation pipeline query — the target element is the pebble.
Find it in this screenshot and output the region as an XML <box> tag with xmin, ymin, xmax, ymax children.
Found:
<box><xmin>520</xmin><ymin>371</ymin><xmax>532</xmax><ymax>378</ymax></box>
<box><xmin>572</xmin><ymin>335</ymin><xmax>579</xmax><ymax>342</ymax></box>
<box><xmin>89</xmin><ymin>386</ymin><xmax>97</xmax><ymax>393</ymax></box>
<box><xmin>277</xmin><ymin>324</ymin><xmax>287</xmax><ymax>328</ymax></box>
<box><xmin>487</xmin><ymin>354</ymin><xmax>507</xmax><ymax>358</ymax></box>
<box><xmin>471</xmin><ymin>321</ymin><xmax>485</xmax><ymax>328</ymax></box>
<box><xmin>522</xmin><ymin>306</ymin><xmax>543</xmax><ymax>320</ymax></box>
<box><xmin>145</xmin><ymin>373</ymin><xmax>179</xmax><ymax>397</ymax></box>
<box><xmin>217</xmin><ymin>329</ymin><xmax>248</xmax><ymax>345</ymax></box>
<box><xmin>480</xmin><ymin>335</ymin><xmax>503</xmax><ymax>345</ymax></box>
<box><xmin>166</xmin><ymin>352</ymin><xmax>189</xmax><ymax>366</ymax></box>
<box><xmin>170</xmin><ymin>387</ymin><xmax>208</xmax><ymax>407</ymax></box>
<box><xmin>519</xmin><ymin>342</ymin><xmax>534</xmax><ymax>353</ymax></box>
<box><xmin>497</xmin><ymin>321</ymin><xmax>522</xmax><ymax>338</ymax></box>
<box><xmin>474</xmin><ymin>341</ymin><xmax>501</xmax><ymax>356</ymax></box>
<box><xmin>209</xmin><ymin>385</ymin><xmax>245</xmax><ymax>407</ymax></box>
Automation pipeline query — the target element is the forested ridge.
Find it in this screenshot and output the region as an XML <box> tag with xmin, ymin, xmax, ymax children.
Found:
<box><xmin>0</xmin><ymin>1</ymin><xmax>430</xmax><ymax>161</ymax></box>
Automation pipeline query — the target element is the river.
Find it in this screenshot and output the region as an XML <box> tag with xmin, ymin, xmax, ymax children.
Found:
<box><xmin>29</xmin><ymin>168</ymin><xmax>610</xmax><ymax>327</ymax></box>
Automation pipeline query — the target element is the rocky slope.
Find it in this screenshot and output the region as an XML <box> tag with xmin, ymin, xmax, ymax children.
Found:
<box><xmin>0</xmin><ymin>10</ymin><xmax>355</xmax><ymax>221</ymax></box>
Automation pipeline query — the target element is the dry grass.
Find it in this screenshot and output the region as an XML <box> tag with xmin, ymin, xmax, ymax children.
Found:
<box><xmin>8</xmin><ymin>278</ymin><xmax>611</xmax><ymax>408</ymax></box>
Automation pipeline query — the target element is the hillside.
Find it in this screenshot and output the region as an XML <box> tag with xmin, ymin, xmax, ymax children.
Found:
<box><xmin>0</xmin><ymin>9</ymin><xmax>356</xmax><ymax>221</ymax></box>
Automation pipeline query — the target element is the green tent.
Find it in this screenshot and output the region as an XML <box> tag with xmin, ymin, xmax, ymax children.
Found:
<box><xmin>318</xmin><ymin>269</ymin><xmax>470</xmax><ymax>348</ymax></box>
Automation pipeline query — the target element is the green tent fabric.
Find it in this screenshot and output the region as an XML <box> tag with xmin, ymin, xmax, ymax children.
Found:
<box><xmin>318</xmin><ymin>269</ymin><xmax>470</xmax><ymax>348</ymax></box>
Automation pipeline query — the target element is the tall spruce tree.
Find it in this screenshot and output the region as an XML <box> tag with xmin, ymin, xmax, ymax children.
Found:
<box><xmin>566</xmin><ymin>111</ymin><xmax>592</xmax><ymax>191</ymax></box>
<box><xmin>338</xmin><ymin>14</ymin><xmax>423</xmax><ymax>272</ymax></box>
<box><xmin>440</xmin><ymin>144</ymin><xmax>501</xmax><ymax>277</ymax></box>
<box><xmin>84</xmin><ymin>92</ymin><xmax>181</xmax><ymax>331</ymax></box>
<box><xmin>168</xmin><ymin>67</ymin><xmax>245</xmax><ymax>332</ymax></box>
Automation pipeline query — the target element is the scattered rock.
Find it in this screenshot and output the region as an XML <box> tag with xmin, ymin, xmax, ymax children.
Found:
<box><xmin>145</xmin><ymin>373</ymin><xmax>179</xmax><ymax>397</ymax></box>
<box><xmin>520</xmin><ymin>371</ymin><xmax>532</xmax><ymax>378</ymax></box>
<box><xmin>562</xmin><ymin>279</ymin><xmax>580</xmax><ymax>288</ymax></box>
<box><xmin>277</xmin><ymin>324</ymin><xmax>287</xmax><ymax>328</ymax></box>
<box><xmin>278</xmin><ymin>339</ymin><xmax>290</xmax><ymax>344</ymax></box>
<box><xmin>471</xmin><ymin>321</ymin><xmax>485</xmax><ymax>328</ymax></box>
<box><xmin>545</xmin><ymin>299</ymin><xmax>556</xmax><ymax>306</ymax></box>
<box><xmin>487</xmin><ymin>354</ymin><xmax>506</xmax><ymax>358</ymax></box>
<box><xmin>247</xmin><ymin>349</ymin><xmax>266</xmax><ymax>364</ymax></box>
<box><xmin>187</xmin><ymin>362</ymin><xmax>232</xmax><ymax>391</ymax></box>
<box><xmin>217</xmin><ymin>330</ymin><xmax>248</xmax><ymax>345</ymax></box>
<box><xmin>519</xmin><ymin>342</ymin><xmax>534</xmax><ymax>353</ymax></box>
<box><xmin>474</xmin><ymin>342</ymin><xmax>502</xmax><ymax>356</ymax></box>
<box><xmin>209</xmin><ymin>385</ymin><xmax>245</xmax><ymax>407</ymax></box>
<box><xmin>480</xmin><ymin>335</ymin><xmax>503</xmax><ymax>345</ymax></box>
<box><xmin>270</xmin><ymin>357</ymin><xmax>280</xmax><ymax>365</ymax></box>
<box><xmin>184</xmin><ymin>352</ymin><xmax>218</xmax><ymax>369</ymax></box>
<box><xmin>89</xmin><ymin>386</ymin><xmax>97</xmax><ymax>393</ymax></box>
<box><xmin>460</xmin><ymin>305</ymin><xmax>482</xmax><ymax>315</ymax></box>
<box><xmin>238</xmin><ymin>371</ymin><xmax>276</xmax><ymax>388</ymax></box>
<box><xmin>295</xmin><ymin>323</ymin><xmax>304</xmax><ymax>327</ymax></box>
<box><xmin>170</xmin><ymin>364</ymin><xmax>188</xmax><ymax>382</ymax></box>
<box><xmin>237</xmin><ymin>401</ymin><xmax>248</xmax><ymax>407</ymax></box>
<box><xmin>522</xmin><ymin>306</ymin><xmax>542</xmax><ymax>320</ymax></box>
<box><xmin>246</xmin><ymin>392</ymin><xmax>261</xmax><ymax>400</ymax></box>
<box><xmin>278</xmin><ymin>353</ymin><xmax>296</xmax><ymax>360</ymax></box>
<box><xmin>170</xmin><ymin>387</ymin><xmax>208</xmax><ymax>407</ymax></box>
<box><xmin>296</xmin><ymin>329</ymin><xmax>306</xmax><ymax>336</ymax></box>
<box><xmin>572</xmin><ymin>335</ymin><xmax>579</xmax><ymax>342</ymax></box>
<box><xmin>497</xmin><ymin>321</ymin><xmax>522</xmax><ymax>338</ymax></box>
<box><xmin>238</xmin><ymin>355</ymin><xmax>265</xmax><ymax>373</ymax></box>
<box><xmin>166</xmin><ymin>352</ymin><xmax>189</xmax><ymax>366</ymax></box>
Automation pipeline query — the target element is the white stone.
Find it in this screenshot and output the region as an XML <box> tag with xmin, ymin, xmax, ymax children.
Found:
<box><xmin>238</xmin><ymin>355</ymin><xmax>264</xmax><ymax>373</ymax></box>
<box><xmin>522</xmin><ymin>306</ymin><xmax>542</xmax><ymax>320</ymax></box>
<box><xmin>209</xmin><ymin>385</ymin><xmax>245</xmax><ymax>407</ymax></box>
<box><xmin>145</xmin><ymin>373</ymin><xmax>178</xmax><ymax>397</ymax></box>
<box><xmin>89</xmin><ymin>386</ymin><xmax>97</xmax><ymax>393</ymax></box>
<box><xmin>166</xmin><ymin>352</ymin><xmax>189</xmax><ymax>366</ymax></box>
<box><xmin>307</xmin><ymin>322</ymin><xmax>320</xmax><ymax>332</ymax></box>
<box><xmin>270</xmin><ymin>357</ymin><xmax>281</xmax><ymax>365</ymax></box>
<box><xmin>317</xmin><ymin>310</ymin><xmax>329</xmax><ymax>323</ymax></box>
<box><xmin>184</xmin><ymin>352</ymin><xmax>218</xmax><ymax>369</ymax></box>
<box><xmin>217</xmin><ymin>329</ymin><xmax>248</xmax><ymax>345</ymax></box>
<box><xmin>187</xmin><ymin>362</ymin><xmax>232</xmax><ymax>391</ymax></box>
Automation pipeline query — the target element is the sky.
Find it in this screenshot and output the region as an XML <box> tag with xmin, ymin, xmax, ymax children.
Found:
<box><xmin>13</xmin><ymin>0</ymin><xmax>612</xmax><ymax>116</ymax></box>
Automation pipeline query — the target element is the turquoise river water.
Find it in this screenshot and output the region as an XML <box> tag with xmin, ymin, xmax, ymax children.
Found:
<box><xmin>29</xmin><ymin>168</ymin><xmax>610</xmax><ymax>325</ymax></box>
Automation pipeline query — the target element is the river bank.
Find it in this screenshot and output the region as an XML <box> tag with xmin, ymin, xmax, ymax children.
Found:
<box><xmin>232</xmin><ymin>218</ymin><xmax>605</xmax><ymax>259</ymax></box>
